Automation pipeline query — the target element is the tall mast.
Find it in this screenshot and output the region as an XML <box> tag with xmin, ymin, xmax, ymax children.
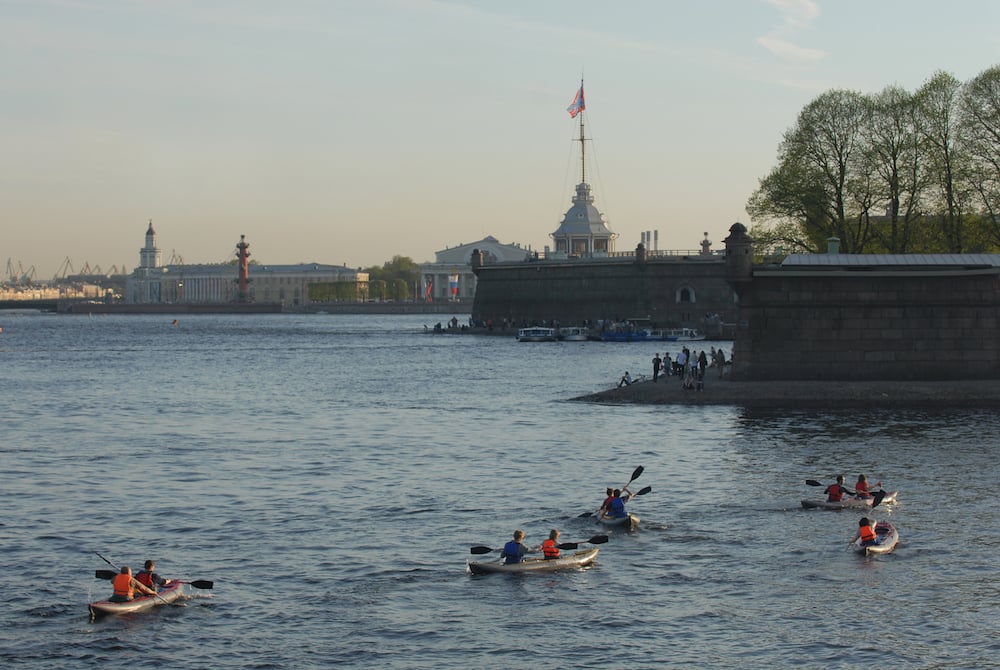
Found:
<box><xmin>577</xmin><ymin>78</ymin><xmax>586</xmax><ymax>184</ymax></box>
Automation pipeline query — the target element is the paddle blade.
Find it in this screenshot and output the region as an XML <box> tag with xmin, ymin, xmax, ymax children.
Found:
<box><xmin>577</xmin><ymin>511</ymin><xmax>595</xmax><ymax>518</ymax></box>
<box><xmin>95</xmin><ymin>569</ymin><xmax>116</xmax><ymax>580</ymax></box>
<box><xmin>186</xmin><ymin>580</ymin><xmax>214</xmax><ymax>590</ymax></box>
<box><xmin>628</xmin><ymin>466</ymin><xmax>644</xmax><ymax>483</ymax></box>
<box><xmin>634</xmin><ymin>485</ymin><xmax>652</xmax><ymax>496</ymax></box>
<box><xmin>588</xmin><ymin>534</ymin><xmax>609</xmax><ymax>545</ymax></box>
<box><xmin>470</xmin><ymin>546</ymin><xmax>495</xmax><ymax>555</ymax></box>
<box><xmin>870</xmin><ymin>490</ymin><xmax>887</xmax><ymax>509</ymax></box>
<box><xmin>556</xmin><ymin>542</ymin><xmax>580</xmax><ymax>550</ymax></box>
<box><xmin>805</xmin><ymin>479</ymin><xmax>824</xmax><ymax>487</ymax></box>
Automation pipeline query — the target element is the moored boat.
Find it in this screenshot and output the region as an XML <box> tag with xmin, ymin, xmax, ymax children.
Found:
<box><xmin>89</xmin><ymin>581</ymin><xmax>185</xmax><ymax>617</ymax></box>
<box><xmin>801</xmin><ymin>491</ymin><xmax>898</xmax><ymax>510</ymax></box>
<box><xmin>516</xmin><ymin>327</ymin><xmax>557</xmax><ymax>342</ymax></box>
<box><xmin>556</xmin><ymin>326</ymin><xmax>590</xmax><ymax>341</ymax></box>
<box><xmin>852</xmin><ymin>520</ymin><xmax>899</xmax><ymax>555</ymax></box>
<box><xmin>468</xmin><ymin>548</ymin><xmax>599</xmax><ymax>575</ymax></box>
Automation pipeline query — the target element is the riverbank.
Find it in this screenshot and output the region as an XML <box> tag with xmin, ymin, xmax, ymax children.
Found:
<box><xmin>572</xmin><ymin>377</ymin><xmax>1000</xmax><ymax>408</ymax></box>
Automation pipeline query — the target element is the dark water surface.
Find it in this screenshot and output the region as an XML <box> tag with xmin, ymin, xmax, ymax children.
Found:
<box><xmin>0</xmin><ymin>313</ymin><xmax>996</xmax><ymax>669</ymax></box>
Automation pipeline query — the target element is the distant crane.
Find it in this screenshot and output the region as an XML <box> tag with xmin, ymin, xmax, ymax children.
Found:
<box><xmin>168</xmin><ymin>249</ymin><xmax>184</xmax><ymax>265</ymax></box>
<box><xmin>55</xmin><ymin>256</ymin><xmax>74</xmax><ymax>280</ymax></box>
<box><xmin>5</xmin><ymin>259</ymin><xmax>35</xmax><ymax>285</ymax></box>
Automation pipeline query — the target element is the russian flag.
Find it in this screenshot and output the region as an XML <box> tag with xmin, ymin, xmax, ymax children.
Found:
<box><xmin>567</xmin><ymin>85</ymin><xmax>585</xmax><ymax>118</ymax></box>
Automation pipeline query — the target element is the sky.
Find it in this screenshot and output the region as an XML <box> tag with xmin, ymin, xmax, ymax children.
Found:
<box><xmin>3</xmin><ymin>0</ymin><xmax>1000</xmax><ymax>280</ymax></box>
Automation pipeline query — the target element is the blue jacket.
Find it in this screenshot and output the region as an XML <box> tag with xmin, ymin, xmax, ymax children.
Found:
<box><xmin>502</xmin><ymin>540</ymin><xmax>526</xmax><ymax>564</ymax></box>
<box><xmin>609</xmin><ymin>497</ymin><xmax>627</xmax><ymax>518</ymax></box>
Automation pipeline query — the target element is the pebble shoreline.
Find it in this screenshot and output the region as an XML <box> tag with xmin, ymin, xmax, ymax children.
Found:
<box><xmin>572</xmin><ymin>377</ymin><xmax>1000</xmax><ymax>408</ymax></box>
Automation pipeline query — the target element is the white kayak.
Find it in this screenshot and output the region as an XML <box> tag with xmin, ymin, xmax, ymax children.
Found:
<box><xmin>852</xmin><ymin>521</ymin><xmax>899</xmax><ymax>555</ymax></box>
<box><xmin>801</xmin><ymin>491</ymin><xmax>898</xmax><ymax>510</ymax></box>
<box><xmin>89</xmin><ymin>581</ymin><xmax>185</xmax><ymax>616</ymax></box>
<box><xmin>468</xmin><ymin>548</ymin><xmax>600</xmax><ymax>575</ymax></box>
<box><xmin>596</xmin><ymin>512</ymin><xmax>640</xmax><ymax>530</ymax></box>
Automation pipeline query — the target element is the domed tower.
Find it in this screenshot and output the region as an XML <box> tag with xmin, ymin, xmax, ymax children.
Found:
<box><xmin>549</xmin><ymin>81</ymin><xmax>616</xmax><ymax>257</ymax></box>
<box><xmin>139</xmin><ymin>219</ymin><xmax>162</xmax><ymax>269</ymax></box>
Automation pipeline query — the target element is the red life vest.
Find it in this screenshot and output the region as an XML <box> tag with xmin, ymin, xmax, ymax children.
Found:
<box><xmin>542</xmin><ymin>539</ymin><xmax>560</xmax><ymax>559</ymax></box>
<box><xmin>827</xmin><ymin>484</ymin><xmax>845</xmax><ymax>502</ymax></box>
<box><xmin>860</xmin><ymin>524</ymin><xmax>877</xmax><ymax>543</ymax></box>
<box><xmin>855</xmin><ymin>481</ymin><xmax>870</xmax><ymax>496</ymax></box>
<box><xmin>135</xmin><ymin>571</ymin><xmax>155</xmax><ymax>589</ymax></box>
<box><xmin>112</xmin><ymin>573</ymin><xmax>134</xmax><ymax>599</ymax></box>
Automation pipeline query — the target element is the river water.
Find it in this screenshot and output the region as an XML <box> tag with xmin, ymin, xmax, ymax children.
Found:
<box><xmin>0</xmin><ymin>312</ymin><xmax>996</xmax><ymax>669</ymax></box>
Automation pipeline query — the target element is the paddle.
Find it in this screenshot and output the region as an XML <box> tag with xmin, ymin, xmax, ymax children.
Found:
<box><xmin>470</xmin><ymin>534</ymin><xmax>608</xmax><ymax>555</ymax></box>
<box><xmin>94</xmin><ymin>570</ymin><xmax>213</xmax><ymax>590</ymax></box>
<box><xmin>553</xmin><ymin>534</ymin><xmax>610</xmax><ymax>550</ymax></box>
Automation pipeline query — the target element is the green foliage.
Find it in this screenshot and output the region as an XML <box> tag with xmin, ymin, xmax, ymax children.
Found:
<box><xmin>748</xmin><ymin>64</ymin><xmax>1000</xmax><ymax>253</ymax></box>
<box><xmin>363</xmin><ymin>255</ymin><xmax>420</xmax><ymax>300</ymax></box>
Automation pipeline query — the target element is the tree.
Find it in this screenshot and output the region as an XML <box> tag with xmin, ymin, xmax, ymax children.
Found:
<box><xmin>915</xmin><ymin>71</ymin><xmax>970</xmax><ymax>252</ymax></box>
<box><xmin>363</xmin><ymin>255</ymin><xmax>420</xmax><ymax>300</ymax></box>
<box><xmin>959</xmin><ymin>65</ymin><xmax>1000</xmax><ymax>247</ymax></box>
<box><xmin>747</xmin><ymin>89</ymin><xmax>871</xmax><ymax>252</ymax></box>
<box><xmin>861</xmin><ymin>85</ymin><xmax>925</xmax><ymax>252</ymax></box>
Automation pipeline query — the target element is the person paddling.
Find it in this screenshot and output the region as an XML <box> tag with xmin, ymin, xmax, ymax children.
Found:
<box><xmin>109</xmin><ymin>566</ymin><xmax>156</xmax><ymax>602</ymax></box>
<box><xmin>599</xmin><ymin>487</ymin><xmax>615</xmax><ymax>514</ymax></box>
<box><xmin>606</xmin><ymin>489</ymin><xmax>630</xmax><ymax>518</ymax></box>
<box><xmin>854</xmin><ymin>474</ymin><xmax>881</xmax><ymax>498</ymax></box>
<box><xmin>541</xmin><ymin>529</ymin><xmax>561</xmax><ymax>560</ymax></box>
<box><xmin>824</xmin><ymin>475</ymin><xmax>855</xmax><ymax>502</ymax></box>
<box><xmin>853</xmin><ymin>517</ymin><xmax>878</xmax><ymax>546</ymax></box>
<box><xmin>135</xmin><ymin>559</ymin><xmax>172</xmax><ymax>592</ymax></box>
<box><xmin>501</xmin><ymin>530</ymin><xmax>536</xmax><ymax>565</ymax></box>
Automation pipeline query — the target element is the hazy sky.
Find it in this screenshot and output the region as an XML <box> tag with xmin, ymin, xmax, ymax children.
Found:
<box><xmin>3</xmin><ymin>0</ymin><xmax>1000</xmax><ymax>278</ymax></box>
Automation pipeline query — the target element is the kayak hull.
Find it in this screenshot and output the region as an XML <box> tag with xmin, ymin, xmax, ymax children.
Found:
<box><xmin>853</xmin><ymin>521</ymin><xmax>899</xmax><ymax>555</ymax></box>
<box><xmin>89</xmin><ymin>581</ymin><xmax>184</xmax><ymax>616</ymax></box>
<box><xmin>468</xmin><ymin>548</ymin><xmax>599</xmax><ymax>575</ymax></box>
<box><xmin>801</xmin><ymin>491</ymin><xmax>898</xmax><ymax>510</ymax></box>
<box><xmin>597</xmin><ymin>512</ymin><xmax>640</xmax><ymax>531</ymax></box>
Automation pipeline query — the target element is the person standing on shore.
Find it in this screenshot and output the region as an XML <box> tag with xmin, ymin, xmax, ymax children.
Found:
<box><xmin>652</xmin><ymin>353</ymin><xmax>662</xmax><ymax>382</ymax></box>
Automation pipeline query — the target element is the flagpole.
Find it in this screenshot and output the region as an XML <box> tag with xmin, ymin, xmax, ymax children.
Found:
<box><xmin>578</xmin><ymin>78</ymin><xmax>586</xmax><ymax>184</ymax></box>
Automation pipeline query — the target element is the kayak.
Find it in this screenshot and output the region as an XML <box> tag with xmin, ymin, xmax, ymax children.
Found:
<box><xmin>852</xmin><ymin>521</ymin><xmax>899</xmax><ymax>555</ymax></box>
<box><xmin>801</xmin><ymin>491</ymin><xmax>898</xmax><ymax>510</ymax></box>
<box><xmin>468</xmin><ymin>548</ymin><xmax>600</xmax><ymax>575</ymax></box>
<box><xmin>89</xmin><ymin>581</ymin><xmax>185</xmax><ymax>617</ymax></box>
<box><xmin>596</xmin><ymin>512</ymin><xmax>640</xmax><ymax>531</ymax></box>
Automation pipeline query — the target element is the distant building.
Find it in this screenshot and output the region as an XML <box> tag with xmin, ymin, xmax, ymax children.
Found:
<box><xmin>125</xmin><ymin>223</ymin><xmax>368</xmax><ymax>307</ymax></box>
<box><xmin>420</xmin><ymin>236</ymin><xmax>532</xmax><ymax>302</ymax></box>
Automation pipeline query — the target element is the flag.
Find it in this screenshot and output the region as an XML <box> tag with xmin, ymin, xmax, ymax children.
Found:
<box><xmin>448</xmin><ymin>274</ymin><xmax>459</xmax><ymax>297</ymax></box>
<box><xmin>425</xmin><ymin>280</ymin><xmax>433</xmax><ymax>299</ymax></box>
<box><xmin>567</xmin><ymin>85</ymin><xmax>585</xmax><ymax>118</ymax></box>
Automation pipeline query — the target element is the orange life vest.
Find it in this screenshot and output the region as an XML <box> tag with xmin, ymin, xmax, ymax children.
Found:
<box><xmin>860</xmin><ymin>524</ymin><xmax>877</xmax><ymax>543</ymax></box>
<box><xmin>855</xmin><ymin>481</ymin><xmax>870</xmax><ymax>496</ymax></box>
<box><xmin>135</xmin><ymin>571</ymin><xmax>155</xmax><ymax>589</ymax></box>
<box><xmin>112</xmin><ymin>573</ymin><xmax>134</xmax><ymax>599</ymax></box>
<box><xmin>542</xmin><ymin>538</ymin><xmax>560</xmax><ymax>559</ymax></box>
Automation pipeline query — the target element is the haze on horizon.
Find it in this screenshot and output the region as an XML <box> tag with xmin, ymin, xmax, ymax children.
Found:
<box><xmin>3</xmin><ymin>0</ymin><xmax>999</xmax><ymax>280</ymax></box>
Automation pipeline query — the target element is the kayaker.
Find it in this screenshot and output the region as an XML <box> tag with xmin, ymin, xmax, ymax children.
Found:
<box><xmin>824</xmin><ymin>475</ymin><xmax>855</xmax><ymax>502</ymax></box>
<box><xmin>135</xmin><ymin>559</ymin><xmax>172</xmax><ymax>592</ymax></box>
<box><xmin>853</xmin><ymin>517</ymin><xmax>878</xmax><ymax>546</ymax></box>
<box><xmin>607</xmin><ymin>489</ymin><xmax>629</xmax><ymax>518</ymax></box>
<box><xmin>501</xmin><ymin>530</ymin><xmax>535</xmax><ymax>564</ymax></box>
<box><xmin>599</xmin><ymin>487</ymin><xmax>615</xmax><ymax>514</ymax></box>
<box><xmin>541</xmin><ymin>529</ymin><xmax>561</xmax><ymax>560</ymax></box>
<box><xmin>109</xmin><ymin>566</ymin><xmax>157</xmax><ymax>602</ymax></box>
<box><xmin>854</xmin><ymin>474</ymin><xmax>880</xmax><ymax>498</ymax></box>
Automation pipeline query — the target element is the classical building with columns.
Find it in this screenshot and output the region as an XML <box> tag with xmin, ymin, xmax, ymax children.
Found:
<box><xmin>125</xmin><ymin>222</ymin><xmax>367</xmax><ymax>307</ymax></box>
<box><xmin>419</xmin><ymin>236</ymin><xmax>532</xmax><ymax>302</ymax></box>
